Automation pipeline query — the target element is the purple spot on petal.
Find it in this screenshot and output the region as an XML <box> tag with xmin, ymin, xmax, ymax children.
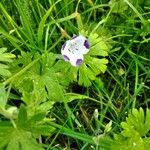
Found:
<box><xmin>76</xmin><ymin>59</ymin><xmax>83</xmax><ymax>66</ymax></box>
<box><xmin>63</xmin><ymin>55</ymin><xmax>70</xmax><ymax>61</ymax></box>
<box><xmin>62</xmin><ymin>42</ymin><xmax>66</xmax><ymax>50</ymax></box>
<box><xmin>71</xmin><ymin>35</ymin><xmax>78</xmax><ymax>39</ymax></box>
<box><xmin>84</xmin><ymin>40</ymin><xmax>90</xmax><ymax>49</ymax></box>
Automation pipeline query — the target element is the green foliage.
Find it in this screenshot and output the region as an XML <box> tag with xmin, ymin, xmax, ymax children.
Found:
<box><xmin>10</xmin><ymin>52</ymin><xmax>64</xmax><ymax>113</ymax></box>
<box><xmin>109</xmin><ymin>0</ymin><xmax>128</xmax><ymax>14</ymax></box>
<box><xmin>109</xmin><ymin>0</ymin><xmax>149</xmax><ymax>14</ymax></box>
<box><xmin>0</xmin><ymin>105</ymin><xmax>55</xmax><ymax>150</ymax></box>
<box><xmin>0</xmin><ymin>0</ymin><xmax>150</xmax><ymax>149</ymax></box>
<box><xmin>121</xmin><ymin>108</ymin><xmax>150</xmax><ymax>137</ymax></box>
<box><xmin>112</xmin><ymin>108</ymin><xmax>150</xmax><ymax>150</ymax></box>
<box><xmin>0</xmin><ymin>47</ymin><xmax>15</xmax><ymax>77</ymax></box>
<box><xmin>14</xmin><ymin>0</ymin><xmax>36</xmax><ymax>46</ymax></box>
<box><xmin>0</xmin><ymin>83</ymin><xmax>7</xmax><ymax>109</ymax></box>
<box><xmin>0</xmin><ymin>83</ymin><xmax>18</xmax><ymax>119</ymax></box>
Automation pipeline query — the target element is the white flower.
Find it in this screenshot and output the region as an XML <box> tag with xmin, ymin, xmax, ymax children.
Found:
<box><xmin>61</xmin><ymin>35</ymin><xmax>90</xmax><ymax>66</ymax></box>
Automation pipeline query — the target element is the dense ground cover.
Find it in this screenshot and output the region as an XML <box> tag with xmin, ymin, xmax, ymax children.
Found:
<box><xmin>0</xmin><ymin>0</ymin><xmax>150</xmax><ymax>149</ymax></box>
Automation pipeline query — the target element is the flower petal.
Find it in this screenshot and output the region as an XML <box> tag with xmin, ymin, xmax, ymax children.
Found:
<box><xmin>71</xmin><ymin>35</ymin><xmax>78</xmax><ymax>39</ymax></box>
<box><xmin>61</xmin><ymin>35</ymin><xmax>90</xmax><ymax>66</ymax></box>
<box><xmin>63</xmin><ymin>55</ymin><xmax>70</xmax><ymax>61</ymax></box>
<box><xmin>84</xmin><ymin>40</ymin><xmax>90</xmax><ymax>49</ymax></box>
<box><xmin>69</xmin><ymin>54</ymin><xmax>83</xmax><ymax>66</ymax></box>
<box><xmin>76</xmin><ymin>59</ymin><xmax>83</xmax><ymax>66</ymax></box>
<box><xmin>61</xmin><ymin>42</ymin><xmax>66</xmax><ymax>50</ymax></box>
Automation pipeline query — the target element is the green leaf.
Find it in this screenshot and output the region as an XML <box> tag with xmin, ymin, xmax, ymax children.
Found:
<box><xmin>17</xmin><ymin>105</ymin><xmax>27</xmax><ymax>127</ymax></box>
<box><xmin>78</xmin><ymin>63</ymin><xmax>95</xmax><ymax>87</ymax></box>
<box><xmin>121</xmin><ymin>108</ymin><xmax>150</xmax><ymax>137</ymax></box>
<box><xmin>0</xmin><ymin>112</ymin><xmax>55</xmax><ymax>150</ymax></box>
<box><xmin>43</xmin><ymin>68</ymin><xmax>64</xmax><ymax>101</ymax></box>
<box><xmin>0</xmin><ymin>122</ymin><xmax>13</xmax><ymax>149</ymax></box>
<box><xmin>37</xmin><ymin>100</ymin><xmax>55</xmax><ymax>112</ymax></box>
<box><xmin>23</xmin><ymin>112</ymin><xmax>56</xmax><ymax>136</ymax></box>
<box><xmin>143</xmin><ymin>138</ymin><xmax>150</xmax><ymax>149</ymax></box>
<box><xmin>109</xmin><ymin>0</ymin><xmax>128</xmax><ymax>14</ymax></box>
<box><xmin>0</xmin><ymin>83</ymin><xmax>7</xmax><ymax>109</ymax></box>
<box><xmin>10</xmin><ymin>52</ymin><xmax>64</xmax><ymax>112</ymax></box>
<box><xmin>29</xmin><ymin>124</ymin><xmax>55</xmax><ymax>136</ymax></box>
<box><xmin>19</xmin><ymin>131</ymin><xmax>44</xmax><ymax>150</ymax></box>
<box><xmin>0</xmin><ymin>47</ymin><xmax>15</xmax><ymax>62</ymax></box>
<box><xmin>54</xmin><ymin>60</ymin><xmax>78</xmax><ymax>86</ymax></box>
<box><xmin>88</xmin><ymin>33</ymin><xmax>108</xmax><ymax>57</ymax></box>
<box><xmin>0</xmin><ymin>47</ymin><xmax>15</xmax><ymax>77</ymax></box>
<box><xmin>14</xmin><ymin>0</ymin><xmax>36</xmax><ymax>47</ymax></box>
<box><xmin>6</xmin><ymin>138</ymin><xmax>20</xmax><ymax>150</ymax></box>
<box><xmin>113</xmin><ymin>108</ymin><xmax>150</xmax><ymax>150</ymax></box>
<box><xmin>85</xmin><ymin>57</ymin><xmax>108</xmax><ymax>75</ymax></box>
<box><xmin>28</xmin><ymin>112</ymin><xmax>46</xmax><ymax>124</ymax></box>
<box><xmin>0</xmin><ymin>27</ymin><xmax>23</xmax><ymax>52</ymax></box>
<box><xmin>0</xmin><ymin>64</ymin><xmax>12</xmax><ymax>77</ymax></box>
<box><xmin>37</xmin><ymin>0</ymin><xmax>61</xmax><ymax>46</ymax></box>
<box><xmin>65</xmin><ymin>93</ymin><xmax>90</xmax><ymax>103</ymax></box>
<box><xmin>94</xmin><ymin>78</ymin><xmax>104</xmax><ymax>91</ymax></box>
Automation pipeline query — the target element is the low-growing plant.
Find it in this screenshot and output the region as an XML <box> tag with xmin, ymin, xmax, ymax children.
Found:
<box><xmin>112</xmin><ymin>108</ymin><xmax>150</xmax><ymax>150</ymax></box>
<box><xmin>0</xmin><ymin>0</ymin><xmax>150</xmax><ymax>149</ymax></box>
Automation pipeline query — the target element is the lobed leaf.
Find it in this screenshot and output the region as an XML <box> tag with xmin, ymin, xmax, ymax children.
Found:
<box><xmin>114</xmin><ymin>108</ymin><xmax>150</xmax><ymax>150</ymax></box>
<box><xmin>10</xmin><ymin>52</ymin><xmax>64</xmax><ymax>113</ymax></box>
